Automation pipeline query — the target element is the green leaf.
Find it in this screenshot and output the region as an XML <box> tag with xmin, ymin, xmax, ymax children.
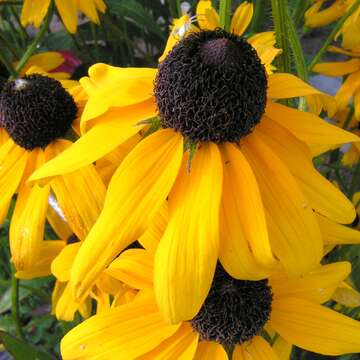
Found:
<box><xmin>0</xmin><ymin>331</ymin><xmax>55</xmax><ymax>360</ymax></box>
<box><xmin>106</xmin><ymin>0</ymin><xmax>165</xmax><ymax>39</ymax></box>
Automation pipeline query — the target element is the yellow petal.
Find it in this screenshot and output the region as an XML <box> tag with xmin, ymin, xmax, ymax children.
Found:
<box><xmin>137</xmin><ymin>322</ymin><xmax>199</xmax><ymax>360</ymax></box>
<box><xmin>242</xmin><ymin>133</ymin><xmax>323</xmax><ymax>276</ymax></box>
<box><xmin>332</xmin><ymin>282</ymin><xmax>360</xmax><ymax>308</ymax></box>
<box><xmin>313</xmin><ymin>59</ymin><xmax>360</xmax><ymax>77</ymax></box>
<box><xmin>317</xmin><ymin>214</ymin><xmax>360</xmax><ymax>245</ymax></box>
<box><xmin>55</xmin><ymin>282</ymin><xmax>82</xmax><ymax>322</ymax></box>
<box><xmin>154</xmin><ymin>143</ymin><xmax>222</xmax><ymax>323</ymax></box>
<box><xmin>233</xmin><ymin>336</ymin><xmax>279</xmax><ymax>360</ymax></box>
<box><xmin>219</xmin><ymin>143</ymin><xmax>277</xmax><ymax>280</ymax></box>
<box><xmin>230</xmin><ymin>2</ymin><xmax>253</xmax><ymax>36</ymax></box>
<box><xmin>16</xmin><ymin>240</ymin><xmax>65</xmax><ymax>279</ymax></box>
<box><xmin>46</xmin><ymin>141</ymin><xmax>106</xmax><ymax>241</ymax></box>
<box><xmin>268</xmin><ymin>73</ymin><xmax>322</xmax><ymax>99</ymax></box>
<box><xmin>46</xmin><ymin>205</ymin><xmax>72</xmax><ymax>241</ymax></box>
<box><xmin>193</xmin><ymin>341</ymin><xmax>228</xmax><ymax>360</ymax></box>
<box><xmin>354</xmin><ymin>88</ymin><xmax>360</xmax><ymax>119</ymax></box>
<box><xmin>10</xmin><ymin>151</ymin><xmax>50</xmax><ymax>271</ymax></box>
<box><xmin>266</xmin><ymin>101</ymin><xmax>359</xmax><ymax>145</ymax></box>
<box><xmin>257</xmin><ymin>118</ymin><xmax>356</xmax><ymax>224</ymax></box>
<box><xmin>81</xmin><ymin>64</ymin><xmax>157</xmax><ymax>121</ymax></box>
<box><xmin>196</xmin><ymin>0</ymin><xmax>220</xmax><ymax>30</ymax></box>
<box><xmin>271</xmin><ymin>297</ymin><xmax>360</xmax><ymax>356</ymax></box>
<box><xmin>61</xmin><ymin>295</ymin><xmax>181</xmax><ymax>360</ymax></box>
<box><xmin>0</xmin><ymin>140</ymin><xmax>28</xmax><ymax>223</ymax></box>
<box><xmin>70</xmin><ymin>129</ymin><xmax>183</xmax><ymax>302</ymax></box>
<box><xmin>55</xmin><ymin>0</ymin><xmax>78</xmax><ymax>33</ymax></box>
<box><xmin>138</xmin><ymin>201</ymin><xmax>168</xmax><ymax>255</ymax></box>
<box><xmin>106</xmin><ymin>249</ymin><xmax>153</xmax><ymax>289</ymax></box>
<box><xmin>20</xmin><ymin>0</ymin><xmax>50</xmax><ymax>27</ymax></box>
<box><xmin>51</xmin><ymin>243</ymin><xmax>81</xmax><ymax>282</ymax></box>
<box><xmin>272</xmin><ymin>337</ymin><xmax>292</xmax><ymax>360</ymax></box>
<box><xmin>336</xmin><ymin>70</ymin><xmax>360</xmax><ymax>109</ymax></box>
<box><xmin>30</xmin><ymin>108</ymin><xmax>150</xmax><ymax>179</ymax></box>
<box><xmin>270</xmin><ymin>262</ymin><xmax>351</xmax><ymax>304</ymax></box>
<box><xmin>19</xmin><ymin>52</ymin><xmax>65</xmax><ymax>75</ymax></box>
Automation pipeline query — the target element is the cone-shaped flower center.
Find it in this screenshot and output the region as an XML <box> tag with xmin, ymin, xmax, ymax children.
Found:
<box><xmin>155</xmin><ymin>29</ymin><xmax>267</xmax><ymax>143</ymax></box>
<box><xmin>191</xmin><ymin>264</ymin><xmax>272</xmax><ymax>345</ymax></box>
<box><xmin>0</xmin><ymin>74</ymin><xmax>77</xmax><ymax>150</ymax></box>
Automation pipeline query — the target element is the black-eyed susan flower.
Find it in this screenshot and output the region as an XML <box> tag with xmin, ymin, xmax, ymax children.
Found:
<box><xmin>305</xmin><ymin>0</ymin><xmax>360</xmax><ymax>50</ymax></box>
<box><xmin>0</xmin><ymin>68</ymin><xmax>105</xmax><ymax>275</ymax></box>
<box><xmin>20</xmin><ymin>0</ymin><xmax>106</xmax><ymax>34</ymax></box>
<box><xmin>30</xmin><ymin>7</ymin><xmax>359</xmax><ymax>323</ymax></box>
<box><xmin>313</xmin><ymin>46</ymin><xmax>360</xmax><ymax>119</ymax></box>
<box><xmin>60</xmin><ymin>245</ymin><xmax>360</xmax><ymax>359</ymax></box>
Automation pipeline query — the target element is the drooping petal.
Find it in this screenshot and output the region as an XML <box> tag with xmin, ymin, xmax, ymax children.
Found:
<box><xmin>137</xmin><ymin>322</ymin><xmax>199</xmax><ymax>360</ymax></box>
<box><xmin>219</xmin><ymin>143</ymin><xmax>277</xmax><ymax>280</ymax></box>
<box><xmin>313</xmin><ymin>59</ymin><xmax>360</xmax><ymax>77</ymax></box>
<box><xmin>51</xmin><ymin>243</ymin><xmax>81</xmax><ymax>282</ymax></box>
<box><xmin>29</xmin><ymin>105</ymin><xmax>151</xmax><ymax>179</ymax></box>
<box><xmin>336</xmin><ymin>71</ymin><xmax>360</xmax><ymax>109</ymax></box>
<box><xmin>272</xmin><ymin>337</ymin><xmax>292</xmax><ymax>360</ymax></box>
<box><xmin>196</xmin><ymin>0</ymin><xmax>220</xmax><ymax>30</ymax></box>
<box><xmin>257</xmin><ymin>118</ymin><xmax>356</xmax><ymax>224</ymax></box>
<box><xmin>105</xmin><ymin>249</ymin><xmax>154</xmax><ymax>289</ymax></box>
<box><xmin>193</xmin><ymin>341</ymin><xmax>228</xmax><ymax>360</ymax></box>
<box><xmin>242</xmin><ymin>132</ymin><xmax>323</xmax><ymax>276</ymax></box>
<box><xmin>55</xmin><ymin>0</ymin><xmax>78</xmax><ymax>33</ymax></box>
<box><xmin>20</xmin><ymin>0</ymin><xmax>50</xmax><ymax>28</ymax></box>
<box><xmin>265</xmin><ymin>102</ymin><xmax>359</xmax><ymax>146</ymax></box>
<box><xmin>0</xmin><ymin>140</ymin><xmax>28</xmax><ymax>224</ymax></box>
<box><xmin>61</xmin><ymin>295</ymin><xmax>181</xmax><ymax>360</ymax></box>
<box><xmin>332</xmin><ymin>282</ymin><xmax>360</xmax><ymax>308</ymax></box>
<box><xmin>16</xmin><ymin>240</ymin><xmax>65</xmax><ymax>279</ymax></box>
<box><xmin>233</xmin><ymin>336</ymin><xmax>279</xmax><ymax>360</ymax></box>
<box><xmin>271</xmin><ymin>297</ymin><xmax>360</xmax><ymax>356</ymax></box>
<box><xmin>270</xmin><ymin>262</ymin><xmax>351</xmax><ymax>304</ymax></box>
<box><xmin>10</xmin><ymin>150</ymin><xmax>50</xmax><ymax>271</ymax></box>
<box><xmin>268</xmin><ymin>73</ymin><xmax>323</xmax><ymax>99</ymax></box>
<box><xmin>80</xmin><ymin>64</ymin><xmax>157</xmax><ymax>121</ymax></box>
<box><xmin>154</xmin><ymin>143</ymin><xmax>222</xmax><ymax>323</ymax></box>
<box><xmin>230</xmin><ymin>2</ymin><xmax>253</xmax><ymax>36</ymax></box>
<box><xmin>318</xmin><ymin>214</ymin><xmax>360</xmax><ymax>245</ymax></box>
<box><xmin>70</xmin><ymin>129</ymin><xmax>183</xmax><ymax>302</ymax></box>
<box><xmin>138</xmin><ymin>202</ymin><xmax>168</xmax><ymax>255</ymax></box>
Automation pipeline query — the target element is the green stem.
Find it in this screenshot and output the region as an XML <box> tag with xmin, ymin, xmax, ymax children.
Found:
<box><xmin>250</xmin><ymin>0</ymin><xmax>268</xmax><ymax>34</ymax></box>
<box><xmin>219</xmin><ymin>0</ymin><xmax>232</xmax><ymax>32</ymax></box>
<box><xmin>10</xmin><ymin>5</ymin><xmax>29</xmax><ymax>46</ymax></box>
<box><xmin>11</xmin><ymin>268</ymin><xmax>24</xmax><ymax>340</ymax></box>
<box><xmin>0</xmin><ymin>51</ymin><xmax>17</xmax><ymax>78</ymax></box>
<box><xmin>271</xmin><ymin>0</ymin><xmax>292</xmax><ymax>74</ymax></box>
<box><xmin>284</xmin><ymin>0</ymin><xmax>308</xmax><ymax>80</ymax></box>
<box><xmin>168</xmin><ymin>0</ymin><xmax>181</xmax><ymax>19</ymax></box>
<box><xmin>12</xmin><ymin>0</ymin><xmax>54</xmax><ymax>78</ymax></box>
<box><xmin>308</xmin><ymin>0</ymin><xmax>360</xmax><ymax>71</ymax></box>
<box><xmin>292</xmin><ymin>0</ymin><xmax>311</xmax><ymax>28</ymax></box>
<box><xmin>349</xmin><ymin>161</ymin><xmax>360</xmax><ymax>198</ymax></box>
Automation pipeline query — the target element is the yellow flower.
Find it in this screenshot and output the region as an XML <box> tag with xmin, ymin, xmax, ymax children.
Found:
<box><xmin>30</xmin><ymin>3</ymin><xmax>359</xmax><ymax>323</ymax></box>
<box><xmin>313</xmin><ymin>46</ymin><xmax>360</xmax><ymax>118</ymax></box>
<box><xmin>305</xmin><ymin>0</ymin><xmax>360</xmax><ymax>49</ymax></box>
<box><xmin>0</xmin><ymin>67</ymin><xmax>106</xmax><ymax>275</ymax></box>
<box><xmin>20</xmin><ymin>0</ymin><xmax>106</xmax><ymax>34</ymax></box>
<box><xmin>60</xmin><ymin>243</ymin><xmax>360</xmax><ymax>359</ymax></box>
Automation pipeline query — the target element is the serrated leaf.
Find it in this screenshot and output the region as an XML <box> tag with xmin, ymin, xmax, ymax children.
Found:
<box><xmin>0</xmin><ymin>331</ymin><xmax>55</xmax><ymax>360</ymax></box>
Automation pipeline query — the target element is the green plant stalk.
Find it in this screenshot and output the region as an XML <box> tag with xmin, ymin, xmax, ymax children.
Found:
<box><xmin>284</xmin><ymin>0</ymin><xmax>308</xmax><ymax>80</ymax></box>
<box><xmin>12</xmin><ymin>0</ymin><xmax>54</xmax><ymax>78</ymax></box>
<box><xmin>11</xmin><ymin>268</ymin><xmax>24</xmax><ymax>340</ymax></box>
<box><xmin>219</xmin><ymin>0</ymin><xmax>232</xmax><ymax>31</ymax></box>
<box><xmin>309</xmin><ymin>0</ymin><xmax>360</xmax><ymax>71</ymax></box>
<box><xmin>250</xmin><ymin>0</ymin><xmax>268</xmax><ymax>34</ymax></box>
<box><xmin>292</xmin><ymin>0</ymin><xmax>310</xmax><ymax>28</ymax></box>
<box><xmin>271</xmin><ymin>0</ymin><xmax>292</xmax><ymax>74</ymax></box>
<box><xmin>0</xmin><ymin>51</ymin><xmax>17</xmax><ymax>78</ymax></box>
<box><xmin>168</xmin><ymin>0</ymin><xmax>181</xmax><ymax>19</ymax></box>
<box><xmin>10</xmin><ymin>5</ymin><xmax>29</xmax><ymax>46</ymax></box>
